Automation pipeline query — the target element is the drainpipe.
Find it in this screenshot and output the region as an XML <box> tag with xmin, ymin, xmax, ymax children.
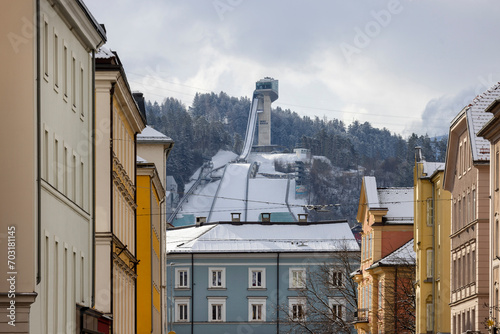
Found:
<box><xmin>277</xmin><ymin>252</ymin><xmax>280</xmax><ymax>334</ymax></box>
<box><xmin>91</xmin><ymin>49</ymin><xmax>96</xmax><ymax>308</ymax></box>
<box><xmin>159</xmin><ymin>193</ymin><xmax>165</xmax><ymax>334</ymax></box>
<box><xmin>191</xmin><ymin>253</ymin><xmax>194</xmax><ymax>334</ymax></box>
<box><xmin>394</xmin><ymin>266</ymin><xmax>398</xmax><ymax>332</ymax></box>
<box><xmin>150</xmin><ymin>177</ymin><xmax>154</xmax><ymax>333</ymax></box>
<box><xmin>431</xmin><ymin>180</ymin><xmax>436</xmax><ymax>332</ymax></box>
<box><xmin>134</xmin><ymin>132</ymin><xmax>138</xmax><ymax>334</ymax></box>
<box><xmin>36</xmin><ymin>0</ymin><xmax>41</xmax><ymax>286</ymax></box>
<box><xmin>109</xmin><ymin>82</ymin><xmax>115</xmax><ymax>333</ymax></box>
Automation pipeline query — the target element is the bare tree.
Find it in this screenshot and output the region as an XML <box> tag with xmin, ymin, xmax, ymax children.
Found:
<box><xmin>372</xmin><ymin>250</ymin><xmax>416</xmax><ymax>334</ymax></box>
<box><xmin>278</xmin><ymin>239</ymin><xmax>360</xmax><ymax>334</ymax></box>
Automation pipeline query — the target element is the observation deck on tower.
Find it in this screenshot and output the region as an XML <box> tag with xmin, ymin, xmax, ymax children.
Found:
<box><xmin>255</xmin><ymin>77</ymin><xmax>279</xmax><ymax>103</ymax></box>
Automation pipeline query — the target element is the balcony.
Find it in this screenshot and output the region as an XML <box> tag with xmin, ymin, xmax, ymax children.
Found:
<box><xmin>354</xmin><ymin>308</ymin><xmax>369</xmax><ymax>323</ymax></box>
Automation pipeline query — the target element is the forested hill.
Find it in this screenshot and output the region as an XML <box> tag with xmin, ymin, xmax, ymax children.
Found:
<box><xmin>145</xmin><ymin>91</ymin><xmax>448</xmax><ymax>203</ymax></box>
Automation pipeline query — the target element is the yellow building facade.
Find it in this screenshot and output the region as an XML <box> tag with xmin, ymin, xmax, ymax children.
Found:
<box><xmin>137</xmin><ymin>125</ymin><xmax>174</xmax><ymax>333</ymax></box>
<box><xmin>353</xmin><ymin>176</ymin><xmax>415</xmax><ymax>334</ymax></box>
<box><xmin>137</xmin><ymin>159</ymin><xmax>165</xmax><ymax>334</ymax></box>
<box><xmin>413</xmin><ymin>150</ymin><xmax>451</xmax><ymax>334</ymax></box>
<box><xmin>94</xmin><ymin>48</ymin><xmax>146</xmax><ymax>333</ymax></box>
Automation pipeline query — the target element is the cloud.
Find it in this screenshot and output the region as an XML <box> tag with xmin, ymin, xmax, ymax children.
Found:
<box><xmin>84</xmin><ymin>0</ymin><xmax>500</xmax><ymax>136</ymax></box>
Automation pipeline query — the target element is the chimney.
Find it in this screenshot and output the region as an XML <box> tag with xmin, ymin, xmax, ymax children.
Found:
<box><xmin>415</xmin><ymin>146</ymin><xmax>423</xmax><ymax>162</ymax></box>
<box><xmin>298</xmin><ymin>214</ymin><xmax>308</xmax><ymax>224</ymax></box>
<box><xmin>261</xmin><ymin>213</ymin><xmax>271</xmax><ymax>224</ymax></box>
<box><xmin>132</xmin><ymin>91</ymin><xmax>147</xmax><ymax>123</ymax></box>
<box><xmin>231</xmin><ymin>213</ymin><xmax>241</xmax><ymax>223</ymax></box>
<box><xmin>195</xmin><ymin>216</ymin><xmax>206</xmax><ymax>226</ymax></box>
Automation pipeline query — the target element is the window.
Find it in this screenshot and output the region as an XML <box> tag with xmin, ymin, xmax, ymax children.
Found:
<box><xmin>426</xmin><ymin>249</ymin><xmax>433</xmax><ymax>279</ymax></box>
<box><xmin>330</xmin><ymin>269</ymin><xmax>343</xmax><ymax>287</ymax></box>
<box><xmin>63</xmin><ymin>44</ymin><xmax>68</xmax><ymax>98</ymax></box>
<box><xmin>208</xmin><ymin>267</ymin><xmax>226</xmax><ymax>288</ymax></box>
<box><xmin>174</xmin><ymin>297</ymin><xmax>190</xmax><ymax>322</ymax></box>
<box><xmin>289</xmin><ymin>297</ymin><xmax>306</xmax><ymax>321</ymax></box>
<box><xmin>208</xmin><ymin>297</ymin><xmax>226</xmax><ymax>322</ymax></box>
<box><xmin>248</xmin><ymin>297</ymin><xmax>266</xmax><ymax>321</ymax></box>
<box><xmin>472</xmin><ymin>189</ymin><xmax>476</xmax><ymax>221</ymax></box>
<box><xmin>496</xmin><ymin>151</ymin><xmax>499</xmax><ymax>190</ymax></box>
<box><xmin>43</xmin><ymin>19</ymin><xmax>49</xmax><ymax>78</ymax></box>
<box><xmin>426</xmin><ymin>198</ymin><xmax>433</xmax><ymax>226</ymax></box>
<box><xmin>426</xmin><ymin>302</ymin><xmax>433</xmax><ymax>331</ymax></box>
<box><xmin>249</xmin><ymin>268</ymin><xmax>266</xmax><ymax>289</ymax></box>
<box><xmin>71</xmin><ymin>55</ymin><xmax>76</xmax><ymax>109</ymax></box>
<box><xmin>378</xmin><ymin>280</ymin><xmax>383</xmax><ymax>310</ymax></box>
<box><xmin>175</xmin><ymin>268</ymin><xmax>189</xmax><ymax>288</ymax></box>
<box><xmin>289</xmin><ymin>268</ymin><xmax>306</xmax><ymax>288</ymax></box>
<box><xmin>329</xmin><ymin>298</ymin><xmax>346</xmax><ymax>321</ymax></box>
<box><xmin>53</xmin><ymin>30</ymin><xmax>59</xmax><ymax>89</ymax></box>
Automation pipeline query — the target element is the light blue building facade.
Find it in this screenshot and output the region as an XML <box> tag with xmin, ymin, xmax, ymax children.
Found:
<box><xmin>166</xmin><ymin>219</ymin><xmax>359</xmax><ymax>334</ymax></box>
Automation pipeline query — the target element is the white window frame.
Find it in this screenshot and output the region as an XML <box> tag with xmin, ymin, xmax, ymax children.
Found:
<box><xmin>208</xmin><ymin>297</ymin><xmax>227</xmax><ymax>322</ymax></box>
<box><xmin>289</xmin><ymin>297</ymin><xmax>306</xmax><ymax>321</ymax></box>
<box><xmin>248</xmin><ymin>297</ymin><xmax>267</xmax><ymax>322</ymax></box>
<box><xmin>329</xmin><ymin>268</ymin><xmax>343</xmax><ymax>287</ymax></box>
<box><xmin>289</xmin><ymin>268</ymin><xmax>306</xmax><ymax>289</ymax></box>
<box><xmin>174</xmin><ymin>297</ymin><xmax>190</xmax><ymax>322</ymax></box>
<box><xmin>248</xmin><ymin>268</ymin><xmax>266</xmax><ymax>289</ymax></box>
<box><xmin>175</xmin><ymin>267</ymin><xmax>189</xmax><ymax>288</ymax></box>
<box><xmin>329</xmin><ymin>297</ymin><xmax>346</xmax><ymax>321</ymax></box>
<box><xmin>208</xmin><ymin>267</ymin><xmax>226</xmax><ymax>288</ymax></box>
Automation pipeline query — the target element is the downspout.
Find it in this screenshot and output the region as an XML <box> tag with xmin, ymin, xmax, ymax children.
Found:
<box><xmin>109</xmin><ymin>82</ymin><xmax>115</xmax><ymax>333</ymax></box>
<box><xmin>159</xmin><ymin>194</ymin><xmax>165</xmax><ymax>334</ymax></box>
<box><xmin>191</xmin><ymin>253</ymin><xmax>194</xmax><ymax>334</ymax></box>
<box><xmin>91</xmin><ymin>49</ymin><xmax>96</xmax><ymax>307</ymax></box>
<box><xmin>36</xmin><ymin>0</ymin><xmax>41</xmax><ymax>285</ymax></box>
<box><xmin>277</xmin><ymin>252</ymin><xmax>280</xmax><ymax>334</ymax></box>
<box><xmin>394</xmin><ymin>266</ymin><xmax>398</xmax><ymax>332</ymax></box>
<box><xmin>150</xmin><ymin>177</ymin><xmax>154</xmax><ymax>333</ymax></box>
<box><xmin>134</xmin><ymin>132</ymin><xmax>138</xmax><ymax>334</ymax></box>
<box><xmin>431</xmin><ymin>180</ymin><xmax>436</xmax><ymax>333</ymax></box>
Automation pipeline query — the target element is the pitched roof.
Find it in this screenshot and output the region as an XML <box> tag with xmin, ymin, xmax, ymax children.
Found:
<box><xmin>167</xmin><ymin>222</ymin><xmax>359</xmax><ymax>253</ymax></box>
<box><xmin>422</xmin><ymin>161</ymin><xmax>445</xmax><ymax>177</ymax></box>
<box><xmin>369</xmin><ymin>239</ymin><xmax>415</xmax><ymax>268</ymax></box>
<box><xmin>358</xmin><ymin>176</ymin><xmax>414</xmax><ymax>225</ymax></box>
<box><xmin>466</xmin><ymin>82</ymin><xmax>500</xmax><ymax>161</ymax></box>
<box><xmin>137</xmin><ymin>125</ymin><xmax>173</xmax><ymax>143</ymax></box>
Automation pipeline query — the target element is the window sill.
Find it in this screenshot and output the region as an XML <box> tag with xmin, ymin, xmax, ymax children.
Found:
<box><xmin>288</xmin><ymin>287</ymin><xmax>306</xmax><ymax>291</ymax></box>
<box><xmin>208</xmin><ymin>287</ymin><xmax>226</xmax><ymax>290</ymax></box>
<box><xmin>175</xmin><ymin>287</ymin><xmax>190</xmax><ymax>291</ymax></box>
<box><xmin>248</xmin><ymin>287</ymin><xmax>267</xmax><ymax>291</ymax></box>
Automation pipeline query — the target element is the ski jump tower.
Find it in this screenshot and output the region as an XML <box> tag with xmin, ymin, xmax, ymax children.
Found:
<box><xmin>256</xmin><ymin>77</ymin><xmax>279</xmax><ymax>146</ymax></box>
<box><xmin>238</xmin><ymin>77</ymin><xmax>279</xmax><ymax>161</ymax></box>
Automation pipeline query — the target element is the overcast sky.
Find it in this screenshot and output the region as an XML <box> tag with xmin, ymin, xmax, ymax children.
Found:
<box><xmin>84</xmin><ymin>0</ymin><xmax>500</xmax><ymax>136</ymax></box>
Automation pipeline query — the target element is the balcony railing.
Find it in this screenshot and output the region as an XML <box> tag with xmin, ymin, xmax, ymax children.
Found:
<box><xmin>354</xmin><ymin>308</ymin><xmax>369</xmax><ymax>323</ymax></box>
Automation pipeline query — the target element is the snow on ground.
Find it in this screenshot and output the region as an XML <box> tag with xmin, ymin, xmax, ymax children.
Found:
<box><xmin>209</xmin><ymin>163</ymin><xmax>250</xmax><ymax>222</ymax></box>
<box><xmin>212</xmin><ymin>150</ymin><xmax>238</xmax><ymax>169</ymax></box>
<box><xmin>177</xmin><ymin>179</ymin><xmax>220</xmax><ymax>219</ymax></box>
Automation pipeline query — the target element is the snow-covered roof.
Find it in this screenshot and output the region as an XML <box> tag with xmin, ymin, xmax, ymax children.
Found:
<box><xmin>378</xmin><ymin>188</ymin><xmax>413</xmax><ymax>223</ymax></box>
<box><xmin>423</xmin><ymin>161</ymin><xmax>445</xmax><ymax>176</ymax></box>
<box><xmin>167</xmin><ymin>222</ymin><xmax>359</xmax><ymax>253</ymax></box>
<box><xmin>137</xmin><ymin>125</ymin><xmax>173</xmax><ymax>143</ymax></box>
<box><xmin>363</xmin><ymin>176</ymin><xmax>379</xmax><ymax>208</ymax></box>
<box><xmin>465</xmin><ymin>82</ymin><xmax>500</xmax><ymax>161</ymax></box>
<box><xmin>369</xmin><ymin>239</ymin><xmax>415</xmax><ymax>268</ymax></box>
<box><xmin>136</xmin><ymin>155</ymin><xmax>147</xmax><ymax>163</ymax></box>
<box><xmin>95</xmin><ymin>47</ymin><xmax>115</xmax><ymax>59</ymax></box>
